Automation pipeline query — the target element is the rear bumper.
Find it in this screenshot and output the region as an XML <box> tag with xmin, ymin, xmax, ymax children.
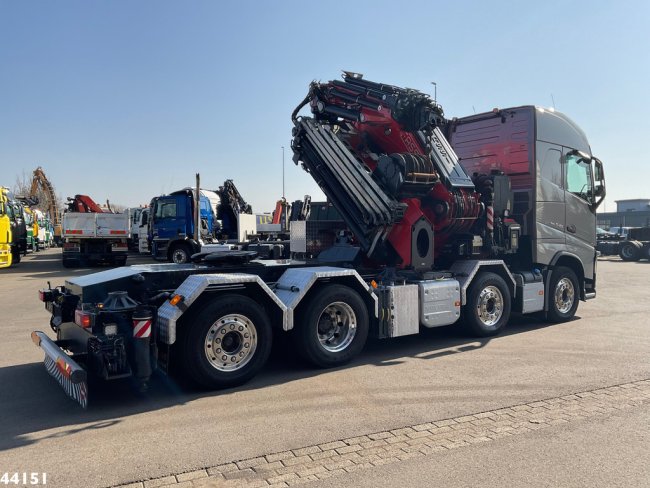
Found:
<box><xmin>31</xmin><ymin>331</ymin><xmax>88</xmax><ymax>408</ymax></box>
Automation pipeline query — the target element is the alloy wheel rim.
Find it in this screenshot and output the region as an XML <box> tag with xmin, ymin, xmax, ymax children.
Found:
<box><xmin>477</xmin><ymin>285</ymin><xmax>504</xmax><ymax>327</ymax></box>
<box><xmin>204</xmin><ymin>314</ymin><xmax>258</xmax><ymax>371</ymax></box>
<box><xmin>555</xmin><ymin>277</ymin><xmax>575</xmax><ymax>314</ymax></box>
<box><xmin>316</xmin><ymin>301</ymin><xmax>357</xmax><ymax>353</ymax></box>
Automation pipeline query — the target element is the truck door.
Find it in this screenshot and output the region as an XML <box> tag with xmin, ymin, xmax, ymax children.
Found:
<box><xmin>152</xmin><ymin>195</ymin><xmax>186</xmax><ymax>241</ymax></box>
<box><xmin>563</xmin><ymin>150</ymin><xmax>596</xmax><ymax>273</ymax></box>
<box><xmin>199</xmin><ymin>196</ymin><xmax>215</xmax><ymax>238</ymax></box>
<box><xmin>536</xmin><ymin>143</ymin><xmax>566</xmax><ymax>260</ymax></box>
<box><xmin>0</xmin><ymin>195</ymin><xmax>12</xmax><ymax>267</ymax></box>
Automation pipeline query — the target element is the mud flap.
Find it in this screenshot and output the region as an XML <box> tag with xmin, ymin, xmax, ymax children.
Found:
<box><xmin>31</xmin><ymin>331</ymin><xmax>88</xmax><ymax>408</ymax></box>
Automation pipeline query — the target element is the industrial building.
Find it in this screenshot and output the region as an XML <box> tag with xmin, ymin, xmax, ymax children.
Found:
<box><xmin>597</xmin><ymin>199</ymin><xmax>650</xmax><ymax>229</ymax></box>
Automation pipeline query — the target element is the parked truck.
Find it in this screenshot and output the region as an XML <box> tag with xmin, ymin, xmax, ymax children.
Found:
<box><xmin>61</xmin><ymin>194</ymin><xmax>130</xmax><ymax>268</ymax></box>
<box><xmin>32</xmin><ymin>73</ymin><xmax>605</xmax><ymax>407</ymax></box>
<box><xmin>0</xmin><ymin>187</ymin><xmax>14</xmax><ymax>268</ymax></box>
<box><xmin>617</xmin><ymin>227</ymin><xmax>650</xmax><ymax>261</ymax></box>
<box><xmin>127</xmin><ymin>207</ymin><xmax>144</xmax><ymax>251</ymax></box>
<box><xmin>138</xmin><ymin>207</ymin><xmax>150</xmax><ymax>254</ymax></box>
<box><xmin>149</xmin><ymin>179</ymin><xmax>256</xmax><ymax>263</ymax></box>
<box><xmin>149</xmin><ymin>186</ymin><xmax>228</xmax><ymax>263</ymax></box>
<box><xmin>33</xmin><ymin>209</ymin><xmax>52</xmax><ymax>250</ymax></box>
<box><xmin>9</xmin><ymin>199</ymin><xmax>28</xmax><ymax>259</ymax></box>
<box><xmin>23</xmin><ymin>206</ymin><xmax>38</xmax><ymax>252</ymax></box>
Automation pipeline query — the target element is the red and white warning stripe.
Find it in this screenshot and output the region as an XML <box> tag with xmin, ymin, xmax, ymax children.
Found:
<box><xmin>133</xmin><ymin>319</ymin><xmax>152</xmax><ymax>338</ymax></box>
<box><xmin>487</xmin><ymin>206</ymin><xmax>494</xmax><ymax>232</ymax></box>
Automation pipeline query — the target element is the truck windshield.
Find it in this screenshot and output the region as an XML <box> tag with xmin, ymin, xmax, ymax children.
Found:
<box><xmin>565</xmin><ymin>153</ymin><xmax>592</xmax><ymax>203</ymax></box>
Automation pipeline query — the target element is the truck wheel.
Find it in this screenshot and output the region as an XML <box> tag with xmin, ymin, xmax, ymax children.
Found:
<box><xmin>462</xmin><ymin>272</ymin><xmax>511</xmax><ymax>337</ymax></box>
<box><xmin>170</xmin><ymin>243</ymin><xmax>191</xmax><ymax>264</ymax></box>
<box><xmin>293</xmin><ymin>285</ymin><xmax>369</xmax><ymax>368</ymax></box>
<box><xmin>181</xmin><ymin>295</ymin><xmax>272</xmax><ymax>389</ymax></box>
<box><xmin>547</xmin><ymin>266</ymin><xmax>579</xmax><ymax>323</ymax></box>
<box><xmin>619</xmin><ymin>241</ymin><xmax>642</xmax><ymax>261</ymax></box>
<box><xmin>62</xmin><ymin>258</ymin><xmax>78</xmax><ymax>268</ymax></box>
<box><xmin>115</xmin><ymin>256</ymin><xmax>127</xmax><ymax>266</ymax></box>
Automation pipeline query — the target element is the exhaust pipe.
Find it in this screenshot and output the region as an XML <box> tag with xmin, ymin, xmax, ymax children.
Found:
<box><xmin>195</xmin><ymin>173</ymin><xmax>202</xmax><ymax>245</ymax></box>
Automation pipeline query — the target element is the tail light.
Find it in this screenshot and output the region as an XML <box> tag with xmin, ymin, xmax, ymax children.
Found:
<box><xmin>74</xmin><ymin>309</ymin><xmax>92</xmax><ymax>328</ymax></box>
<box><xmin>38</xmin><ymin>289</ymin><xmax>53</xmax><ymax>302</ymax></box>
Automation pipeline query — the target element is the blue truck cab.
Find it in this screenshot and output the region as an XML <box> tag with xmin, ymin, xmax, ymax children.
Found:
<box><xmin>149</xmin><ymin>189</ymin><xmax>218</xmax><ymax>263</ymax></box>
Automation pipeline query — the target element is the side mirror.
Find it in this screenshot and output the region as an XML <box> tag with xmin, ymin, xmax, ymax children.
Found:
<box><xmin>591</xmin><ymin>157</ymin><xmax>606</xmax><ymax>210</ymax></box>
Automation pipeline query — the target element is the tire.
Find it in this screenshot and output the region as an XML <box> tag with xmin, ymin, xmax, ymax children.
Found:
<box><xmin>619</xmin><ymin>241</ymin><xmax>642</xmax><ymax>261</ymax></box>
<box><xmin>547</xmin><ymin>266</ymin><xmax>580</xmax><ymax>323</ymax></box>
<box><xmin>461</xmin><ymin>272</ymin><xmax>511</xmax><ymax>337</ymax></box>
<box><xmin>292</xmin><ymin>285</ymin><xmax>369</xmax><ymax>368</ymax></box>
<box><xmin>170</xmin><ymin>243</ymin><xmax>192</xmax><ymax>264</ymax></box>
<box><xmin>62</xmin><ymin>258</ymin><xmax>78</xmax><ymax>268</ymax></box>
<box><xmin>114</xmin><ymin>256</ymin><xmax>127</xmax><ymax>266</ymax></box>
<box><xmin>181</xmin><ymin>294</ymin><xmax>272</xmax><ymax>389</ymax></box>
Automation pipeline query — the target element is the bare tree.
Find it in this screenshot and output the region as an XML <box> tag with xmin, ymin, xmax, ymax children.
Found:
<box><xmin>13</xmin><ymin>170</ymin><xmax>32</xmax><ymax>198</ymax></box>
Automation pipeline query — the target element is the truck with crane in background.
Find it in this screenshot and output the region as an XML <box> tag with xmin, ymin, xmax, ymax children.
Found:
<box><xmin>61</xmin><ymin>194</ymin><xmax>130</xmax><ymax>268</ymax></box>
<box><xmin>149</xmin><ymin>179</ymin><xmax>258</xmax><ymax>263</ymax></box>
<box><xmin>31</xmin><ymin>73</ymin><xmax>605</xmax><ymax>408</ymax></box>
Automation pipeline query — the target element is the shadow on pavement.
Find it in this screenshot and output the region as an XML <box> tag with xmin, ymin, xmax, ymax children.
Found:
<box><xmin>0</xmin><ymin>248</ymin><xmax>157</xmax><ymax>280</ymax></box>
<box><xmin>0</xmin><ymin>312</ymin><xmax>573</xmax><ymax>453</ymax></box>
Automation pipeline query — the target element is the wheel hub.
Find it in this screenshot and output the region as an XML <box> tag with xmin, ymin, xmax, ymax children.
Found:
<box><xmin>317</xmin><ymin>302</ymin><xmax>357</xmax><ymax>353</ymax></box>
<box><xmin>477</xmin><ymin>286</ymin><xmax>504</xmax><ymax>327</ymax></box>
<box><xmin>172</xmin><ymin>249</ymin><xmax>188</xmax><ymax>264</ymax></box>
<box><xmin>554</xmin><ymin>278</ymin><xmax>575</xmax><ymax>314</ymax></box>
<box><xmin>204</xmin><ymin>314</ymin><xmax>257</xmax><ymax>371</ymax></box>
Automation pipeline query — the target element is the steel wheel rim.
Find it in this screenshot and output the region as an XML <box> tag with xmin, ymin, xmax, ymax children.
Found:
<box><xmin>477</xmin><ymin>285</ymin><xmax>504</xmax><ymax>327</ymax></box>
<box><xmin>172</xmin><ymin>249</ymin><xmax>188</xmax><ymax>263</ymax></box>
<box><xmin>621</xmin><ymin>245</ymin><xmax>633</xmax><ymax>259</ymax></box>
<box><xmin>317</xmin><ymin>301</ymin><xmax>357</xmax><ymax>353</ymax></box>
<box><xmin>554</xmin><ymin>277</ymin><xmax>575</xmax><ymax>314</ymax></box>
<box><xmin>204</xmin><ymin>314</ymin><xmax>258</xmax><ymax>372</ymax></box>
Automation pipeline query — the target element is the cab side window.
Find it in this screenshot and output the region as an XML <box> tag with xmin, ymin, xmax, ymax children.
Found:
<box><xmin>540</xmin><ymin>146</ymin><xmax>563</xmax><ymax>188</ymax></box>
<box><xmin>565</xmin><ymin>152</ymin><xmax>592</xmax><ymax>202</ymax></box>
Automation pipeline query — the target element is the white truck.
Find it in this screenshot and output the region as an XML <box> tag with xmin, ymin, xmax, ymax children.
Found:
<box><xmin>138</xmin><ymin>207</ymin><xmax>150</xmax><ymax>254</ymax></box>
<box><xmin>62</xmin><ymin>196</ymin><xmax>130</xmax><ymax>267</ymax></box>
<box><xmin>126</xmin><ymin>207</ymin><xmax>144</xmax><ymax>250</ymax></box>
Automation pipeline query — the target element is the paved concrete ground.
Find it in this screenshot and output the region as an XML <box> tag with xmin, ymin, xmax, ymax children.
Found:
<box><xmin>311</xmin><ymin>400</ymin><xmax>650</xmax><ymax>488</ymax></box>
<box><xmin>0</xmin><ymin>250</ymin><xmax>648</xmax><ymax>488</ymax></box>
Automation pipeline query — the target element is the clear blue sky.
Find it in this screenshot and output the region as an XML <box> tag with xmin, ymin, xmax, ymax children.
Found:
<box><xmin>1</xmin><ymin>0</ymin><xmax>648</xmax><ymax>213</ymax></box>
